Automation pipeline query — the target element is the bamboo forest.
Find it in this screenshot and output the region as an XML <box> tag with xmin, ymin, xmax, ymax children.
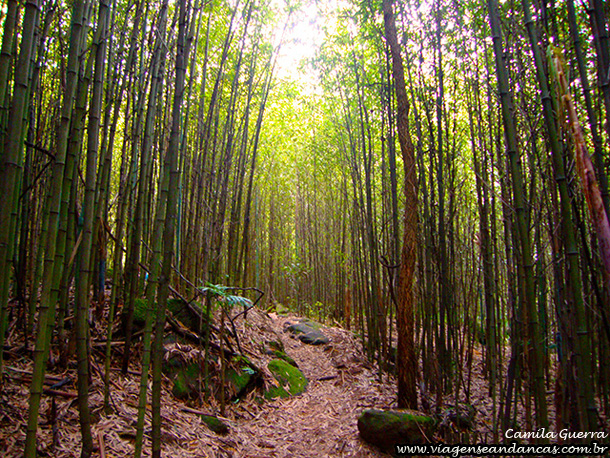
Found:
<box><xmin>1</xmin><ymin>0</ymin><xmax>610</xmax><ymax>455</ymax></box>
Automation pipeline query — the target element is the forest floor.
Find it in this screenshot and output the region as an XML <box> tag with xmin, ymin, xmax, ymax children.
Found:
<box><xmin>231</xmin><ymin>312</ymin><xmax>397</xmax><ymax>457</ymax></box>
<box><xmin>3</xmin><ymin>303</ymin><xmax>606</xmax><ymax>457</ymax></box>
<box><xmin>1</xmin><ymin>306</ymin><xmax>398</xmax><ymax>457</ymax></box>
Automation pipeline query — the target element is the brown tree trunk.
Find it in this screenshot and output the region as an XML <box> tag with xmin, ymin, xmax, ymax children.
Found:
<box><xmin>382</xmin><ymin>0</ymin><xmax>418</xmax><ymax>409</ymax></box>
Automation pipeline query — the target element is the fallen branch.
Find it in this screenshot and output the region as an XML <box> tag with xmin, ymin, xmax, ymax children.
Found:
<box><xmin>166</xmin><ymin>315</ymin><xmax>237</xmax><ymax>358</ymax></box>
<box><xmin>180</xmin><ymin>406</ymin><xmax>230</xmax><ymax>422</ymax></box>
<box><xmin>43</xmin><ymin>388</ymin><xmax>77</xmax><ymax>398</ymax></box>
<box><xmin>317</xmin><ymin>375</ymin><xmax>338</xmax><ymax>382</ymax></box>
<box><xmin>6</xmin><ymin>366</ymin><xmax>67</xmax><ymax>385</ymax></box>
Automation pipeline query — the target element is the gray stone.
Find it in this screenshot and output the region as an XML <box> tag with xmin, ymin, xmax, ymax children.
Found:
<box><xmin>357</xmin><ymin>409</ymin><xmax>436</xmax><ymax>453</ymax></box>
<box><xmin>286</xmin><ymin>321</ymin><xmax>329</xmax><ymax>345</ymax></box>
<box><xmin>298</xmin><ymin>331</ymin><xmax>329</xmax><ymax>345</ymax></box>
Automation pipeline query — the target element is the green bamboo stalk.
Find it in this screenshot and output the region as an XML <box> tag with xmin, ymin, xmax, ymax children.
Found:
<box><xmin>73</xmin><ymin>0</ymin><xmax>111</xmax><ymax>455</ymax></box>
<box><xmin>522</xmin><ymin>0</ymin><xmax>597</xmax><ymax>432</ymax></box>
<box><xmin>132</xmin><ymin>2</ymin><xmax>169</xmax><ymax>455</ymax></box>
<box><xmin>0</xmin><ymin>0</ymin><xmax>38</xmax><ymax>375</ymax></box>
<box><xmin>0</xmin><ymin>0</ymin><xmax>19</xmax><ymax>144</ymax></box>
<box><xmin>24</xmin><ymin>1</ymin><xmax>85</xmax><ymax>455</ymax></box>
<box><xmin>521</xmin><ymin>0</ymin><xmax>597</xmax><ymax>431</ymax></box>
<box><xmin>486</xmin><ymin>0</ymin><xmax>549</xmax><ymax>429</ymax></box>
<box><xmin>103</xmin><ymin>0</ymin><xmax>144</xmax><ymax>412</ymax></box>
<box><xmin>152</xmin><ymin>0</ymin><xmax>189</xmax><ymax>453</ymax></box>
<box><xmin>53</xmin><ymin>0</ymin><xmax>95</xmax><ymax>370</ymax></box>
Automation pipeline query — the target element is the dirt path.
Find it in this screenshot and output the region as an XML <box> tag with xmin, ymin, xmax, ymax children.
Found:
<box><xmin>232</xmin><ymin>313</ymin><xmax>396</xmax><ymax>457</ymax></box>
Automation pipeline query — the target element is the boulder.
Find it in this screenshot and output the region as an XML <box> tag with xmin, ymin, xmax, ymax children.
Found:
<box><xmin>265</xmin><ymin>358</ymin><xmax>308</xmax><ymax>399</ymax></box>
<box><xmin>270</xmin><ymin>349</ymin><xmax>298</xmax><ymax>367</ymax></box>
<box><xmin>165</xmin><ymin>360</ymin><xmax>201</xmax><ymax>400</ymax></box>
<box><xmin>357</xmin><ymin>409</ymin><xmax>436</xmax><ymax>452</ymax></box>
<box><xmin>298</xmin><ymin>331</ymin><xmax>329</xmax><ymax>345</ymax></box>
<box><xmin>224</xmin><ymin>355</ymin><xmax>263</xmax><ymax>399</ymax></box>
<box><xmin>286</xmin><ymin>320</ymin><xmax>329</xmax><ymax>345</ymax></box>
<box><xmin>199</xmin><ymin>414</ymin><xmax>229</xmax><ymax>435</ymax></box>
<box><xmin>163</xmin><ymin>349</ymin><xmax>262</xmax><ymax>401</ymax></box>
<box><xmin>126</xmin><ymin>298</ymin><xmax>208</xmax><ymax>336</ymax></box>
<box><xmin>262</xmin><ymin>339</ymin><xmax>298</xmax><ymax>367</ymax></box>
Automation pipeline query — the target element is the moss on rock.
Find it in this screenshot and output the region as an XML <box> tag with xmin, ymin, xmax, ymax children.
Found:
<box><xmin>265</xmin><ymin>358</ymin><xmax>308</xmax><ymax>399</ymax></box>
<box><xmin>126</xmin><ymin>298</ymin><xmax>208</xmax><ymax>335</ymax></box>
<box><xmin>271</xmin><ymin>350</ymin><xmax>298</xmax><ymax>367</ymax></box>
<box><xmin>264</xmin><ymin>384</ymin><xmax>289</xmax><ymax>399</ymax></box>
<box><xmin>286</xmin><ymin>320</ymin><xmax>329</xmax><ymax>345</ymax></box>
<box><xmin>225</xmin><ymin>355</ymin><xmax>262</xmax><ymax>399</ymax></box>
<box><xmin>357</xmin><ymin>409</ymin><xmax>437</xmax><ymax>452</ymax></box>
<box><xmin>170</xmin><ymin>362</ymin><xmax>201</xmax><ymax>400</ymax></box>
<box><xmin>261</xmin><ymin>340</ymin><xmax>297</xmax><ymax>367</ymax></box>
<box><xmin>200</xmin><ymin>415</ymin><xmax>229</xmax><ymax>435</ymax></box>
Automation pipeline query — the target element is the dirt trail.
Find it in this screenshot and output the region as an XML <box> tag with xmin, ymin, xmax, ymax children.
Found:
<box><xmin>232</xmin><ymin>313</ymin><xmax>396</xmax><ymax>457</ymax></box>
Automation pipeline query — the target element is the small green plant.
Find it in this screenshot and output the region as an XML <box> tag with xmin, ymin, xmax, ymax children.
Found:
<box><xmin>197</xmin><ymin>283</ymin><xmax>262</xmax><ymax>415</ymax></box>
<box><xmin>199</xmin><ymin>282</ymin><xmax>254</xmax><ymax>311</ymax></box>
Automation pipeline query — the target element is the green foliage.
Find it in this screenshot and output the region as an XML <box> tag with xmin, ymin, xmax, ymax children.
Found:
<box><xmin>199</xmin><ymin>283</ymin><xmax>253</xmax><ymax>311</ymax></box>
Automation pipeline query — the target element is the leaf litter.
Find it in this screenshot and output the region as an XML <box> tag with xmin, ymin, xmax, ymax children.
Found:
<box><xmin>3</xmin><ymin>306</ymin><xmax>605</xmax><ymax>457</ymax></box>
<box><xmin>0</xmin><ymin>308</ymin><xmax>393</xmax><ymax>457</ymax></box>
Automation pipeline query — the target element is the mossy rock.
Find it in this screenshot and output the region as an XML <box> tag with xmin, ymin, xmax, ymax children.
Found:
<box><xmin>225</xmin><ymin>355</ymin><xmax>262</xmax><ymax>400</ymax></box>
<box><xmin>169</xmin><ymin>362</ymin><xmax>202</xmax><ymax>400</ymax></box>
<box><xmin>261</xmin><ymin>340</ymin><xmax>297</xmax><ymax>367</ymax></box>
<box><xmin>125</xmin><ymin>298</ymin><xmax>209</xmax><ymax>335</ymax></box>
<box><xmin>265</xmin><ymin>359</ymin><xmax>308</xmax><ymax>399</ymax></box>
<box><xmin>225</xmin><ymin>367</ymin><xmax>252</xmax><ymax>397</ymax></box>
<box><xmin>265</xmin><ymin>339</ymin><xmax>285</xmax><ymax>353</ymax></box>
<box><xmin>270</xmin><ymin>350</ymin><xmax>298</xmax><ymax>367</ymax></box>
<box><xmin>162</xmin><ymin>349</ymin><xmax>216</xmax><ymax>400</ymax></box>
<box><xmin>265</xmin><ymin>384</ymin><xmax>290</xmax><ymax>399</ymax></box>
<box><xmin>275</xmin><ymin>303</ymin><xmax>290</xmax><ymax>316</ymax></box>
<box><xmin>164</xmin><ymin>351</ymin><xmax>262</xmax><ymax>402</ymax></box>
<box><xmin>299</xmin><ymin>317</ymin><xmax>323</xmax><ymax>330</ymax></box>
<box><xmin>200</xmin><ymin>414</ymin><xmax>229</xmax><ymax>435</ymax></box>
<box><xmin>357</xmin><ymin>409</ymin><xmax>436</xmax><ymax>452</ymax></box>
